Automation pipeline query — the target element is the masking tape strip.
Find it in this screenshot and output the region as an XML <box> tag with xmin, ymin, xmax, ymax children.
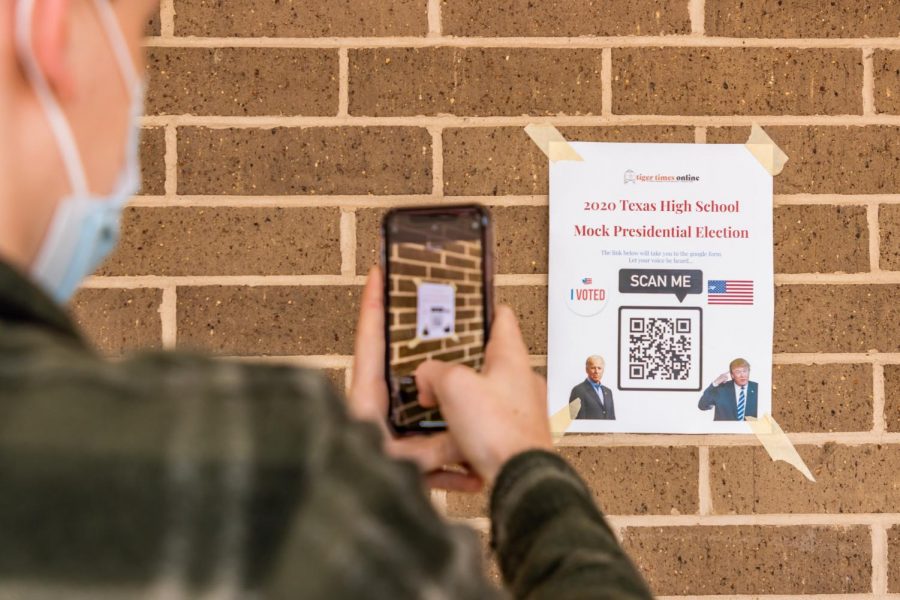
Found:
<box><xmin>549</xmin><ymin>398</ymin><xmax>580</xmax><ymax>441</ymax></box>
<box><xmin>525</xmin><ymin>124</ymin><xmax>584</xmax><ymax>162</ymax></box>
<box><xmin>746</xmin><ymin>414</ymin><xmax>815</xmax><ymax>482</ymax></box>
<box><xmin>744</xmin><ymin>123</ymin><xmax>789</xmax><ymax>176</ymax></box>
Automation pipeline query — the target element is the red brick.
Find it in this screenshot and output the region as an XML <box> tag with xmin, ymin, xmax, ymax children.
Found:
<box><xmin>177</xmin><ymin>127</ymin><xmax>432</xmax><ymax>195</ymax></box>
<box><xmin>139</xmin><ymin>127</ymin><xmax>166</xmax><ymax>196</ymax></box>
<box><xmin>875</xmin><ymin>50</ymin><xmax>900</xmax><ymax>114</ymax></box>
<box><xmin>449</xmin><ymin>446</ymin><xmax>698</xmax><ymax>518</ymax></box>
<box><xmin>614</xmin><ymin>48</ymin><xmax>862</xmax><ymax>116</ymax></box>
<box><xmin>100</xmin><ymin>207</ymin><xmax>341</xmax><ymax>276</ymax></box>
<box><xmin>885</xmin><ymin>365</ymin><xmax>900</xmax><ymax>432</ymax></box>
<box><xmin>350</xmin><ymin>48</ymin><xmax>603</xmax><ymax>116</ymax></box>
<box><xmin>443</xmin><ymin>126</ymin><xmax>694</xmax><ymax>196</ymax></box>
<box><xmin>710</xmin><ymin>444</ymin><xmax>900</xmax><ymax>514</ymax></box>
<box><xmin>496</xmin><ymin>286</ymin><xmax>546</xmax><ymax>355</ymax></box>
<box><xmin>442</xmin><ymin>0</ymin><xmax>690</xmax><ymax>36</ymax></box>
<box><xmin>147</xmin><ymin>48</ymin><xmax>338</xmax><ymax>116</ymax></box>
<box><xmin>890</xmin><ymin>525</ymin><xmax>900</xmax><ymax>592</ymax></box>
<box><xmin>775</xmin><ymin>285</ymin><xmax>900</xmax><ymax>353</ymax></box>
<box><xmin>774</xmin><ymin>205</ymin><xmax>869</xmax><ymax>274</ymax></box>
<box><xmin>706</xmin><ymin>0</ymin><xmax>900</xmax><ymax>37</ymax></box>
<box><xmin>881</xmin><ymin>205</ymin><xmax>900</xmax><ymax>271</ymax></box>
<box><xmin>176</xmin><ymin>286</ymin><xmax>360</xmax><ymax>356</ymax></box>
<box><xmin>69</xmin><ymin>288</ymin><xmax>162</xmax><ymax>356</ymax></box>
<box><xmin>772</xmin><ymin>364</ymin><xmax>872</xmax><ymax>433</ymax></box>
<box><xmin>173</xmin><ymin>0</ymin><xmax>428</xmax><ymax>37</ymax></box>
<box><xmin>622</xmin><ymin>525</ymin><xmax>871</xmax><ymax>595</ymax></box>
<box><xmin>707</xmin><ymin>126</ymin><xmax>900</xmax><ymax>194</ymax></box>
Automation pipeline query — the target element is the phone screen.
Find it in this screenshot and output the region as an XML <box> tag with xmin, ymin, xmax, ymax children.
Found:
<box><xmin>383</xmin><ymin>205</ymin><xmax>492</xmax><ymax>434</ymax></box>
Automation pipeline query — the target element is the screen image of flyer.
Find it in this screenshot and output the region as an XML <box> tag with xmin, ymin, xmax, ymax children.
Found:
<box><xmin>547</xmin><ymin>142</ymin><xmax>773</xmax><ymax>434</ymax></box>
<box><xmin>386</xmin><ymin>214</ymin><xmax>486</xmax><ymax>428</ymax></box>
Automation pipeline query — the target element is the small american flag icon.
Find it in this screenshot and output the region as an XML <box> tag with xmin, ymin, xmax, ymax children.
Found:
<box><xmin>708</xmin><ymin>279</ymin><xmax>754</xmax><ymax>305</ymax></box>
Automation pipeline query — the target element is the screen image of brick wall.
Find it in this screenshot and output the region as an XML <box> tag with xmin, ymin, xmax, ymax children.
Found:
<box><xmin>388</xmin><ymin>236</ymin><xmax>485</xmax><ymax>425</ymax></box>
<box><xmin>69</xmin><ymin>1</ymin><xmax>900</xmax><ymax>595</ymax></box>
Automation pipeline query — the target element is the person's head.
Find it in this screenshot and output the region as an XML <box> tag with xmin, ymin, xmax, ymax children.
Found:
<box><xmin>729</xmin><ymin>358</ymin><xmax>750</xmax><ymax>387</ymax></box>
<box><xmin>0</xmin><ymin>0</ymin><xmax>158</xmax><ymax>300</ymax></box>
<box><xmin>585</xmin><ymin>355</ymin><xmax>605</xmax><ymax>384</ymax></box>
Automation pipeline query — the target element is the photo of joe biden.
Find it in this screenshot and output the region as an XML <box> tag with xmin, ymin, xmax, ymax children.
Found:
<box><xmin>568</xmin><ymin>355</ymin><xmax>615</xmax><ymax>420</ymax></box>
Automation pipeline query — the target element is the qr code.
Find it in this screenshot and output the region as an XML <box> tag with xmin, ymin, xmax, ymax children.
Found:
<box><xmin>618</xmin><ymin>306</ymin><xmax>702</xmax><ymax>391</ymax></box>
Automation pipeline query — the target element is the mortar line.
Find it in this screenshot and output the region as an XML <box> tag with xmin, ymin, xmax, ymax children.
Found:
<box><xmin>344</xmin><ymin>366</ymin><xmax>354</xmax><ymax>395</ymax></box>
<box><xmin>773</xmin><ymin>352</ymin><xmax>900</xmax><ymax>365</ymax></box>
<box><xmin>427</xmin><ymin>0</ymin><xmax>442</xmax><ymax>37</ymax></box>
<box><xmin>868</xmin><ymin>202</ymin><xmax>882</xmax><ymax>273</ymax></box>
<box><xmin>128</xmin><ymin>195</ymin><xmax>552</xmax><ymax>208</ymax></box>
<box><xmin>82</xmin><ymin>272</ymin><xmax>900</xmax><ymax>288</ymax></box>
<box><xmin>126</xmin><ymin>194</ymin><xmax>900</xmax><ymax>209</ymax></box>
<box><xmin>160</xmin><ymin>287</ymin><xmax>177</xmax><ymax>350</ymax></box>
<box><xmin>459</xmin><ymin>514</ymin><xmax>900</xmax><ymax>529</ymax></box>
<box><xmin>873</xmin><ymin>363</ymin><xmax>887</xmax><ymax>434</ymax></box>
<box><xmin>428</xmin><ymin>126</ymin><xmax>444</xmax><ymax>197</ymax></box>
<box><xmin>694</xmin><ymin>126</ymin><xmax>707</xmax><ymax>143</ymax></box>
<box><xmin>337</xmin><ymin>48</ymin><xmax>349</xmax><ymax>117</ymax></box>
<box><xmin>553</xmin><ymin>432</ymin><xmax>900</xmax><ymax>447</ymax></box>
<box><xmin>159</xmin><ymin>0</ymin><xmax>175</xmax><ymax>38</ymax></box>
<box><xmin>163</xmin><ymin>126</ymin><xmax>178</xmax><ymax>197</ymax></box>
<box><xmin>340</xmin><ymin>209</ymin><xmax>357</xmax><ymax>277</ymax></box>
<box><xmin>143</xmin><ymin>35</ymin><xmax>900</xmax><ymax>50</ymax></box>
<box><xmin>698</xmin><ymin>446</ymin><xmax>712</xmax><ymax>515</ymax></box>
<box><xmin>774</xmin><ymin>272</ymin><xmax>900</xmax><ymax>284</ymax></box>
<box><xmin>863</xmin><ymin>47</ymin><xmax>876</xmax><ymax>116</ymax></box>
<box><xmin>140</xmin><ymin>114</ymin><xmax>900</xmax><ymax>128</ymax></box>
<box><xmin>431</xmin><ymin>490</ymin><xmax>448</xmax><ymax>514</ymax></box>
<box><xmin>655</xmin><ymin>595</ymin><xmax>897</xmax><ymax>600</ymax></box>
<box><xmin>612</xmin><ymin>514</ymin><xmax>900</xmax><ymax>527</ymax></box>
<box><xmin>152</xmin><ymin>351</ymin><xmax>900</xmax><ymax>369</ymax></box>
<box><xmin>601</xmin><ymin>48</ymin><xmax>612</xmax><ymax>116</ymax></box>
<box><xmin>229</xmin><ymin>355</ymin><xmax>354</xmax><ymax>369</ymax></box>
<box><xmin>873</xmin><ymin>523</ymin><xmax>889</xmax><ymax>595</ymax></box>
<box><xmin>688</xmin><ymin>0</ymin><xmax>705</xmax><ymax>35</ymax></box>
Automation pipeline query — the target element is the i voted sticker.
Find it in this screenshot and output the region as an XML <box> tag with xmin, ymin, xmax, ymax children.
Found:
<box><xmin>566</xmin><ymin>275</ymin><xmax>608</xmax><ymax>317</ymax></box>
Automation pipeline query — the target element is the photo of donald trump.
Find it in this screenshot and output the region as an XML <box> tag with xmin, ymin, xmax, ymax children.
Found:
<box><xmin>568</xmin><ymin>355</ymin><xmax>615</xmax><ymax>420</ymax></box>
<box><xmin>698</xmin><ymin>357</ymin><xmax>758</xmax><ymax>421</ymax></box>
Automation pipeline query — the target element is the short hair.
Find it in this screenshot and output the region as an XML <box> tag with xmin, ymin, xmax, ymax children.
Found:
<box><xmin>585</xmin><ymin>355</ymin><xmax>605</xmax><ymax>368</ymax></box>
<box><xmin>729</xmin><ymin>358</ymin><xmax>750</xmax><ymax>372</ymax></box>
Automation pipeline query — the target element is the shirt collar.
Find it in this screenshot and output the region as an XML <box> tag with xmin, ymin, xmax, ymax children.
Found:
<box><xmin>0</xmin><ymin>259</ymin><xmax>84</xmax><ymax>345</ymax></box>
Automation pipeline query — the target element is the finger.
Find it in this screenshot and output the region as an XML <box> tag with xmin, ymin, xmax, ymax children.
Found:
<box><xmin>425</xmin><ymin>469</ymin><xmax>484</xmax><ymax>493</ymax></box>
<box><xmin>386</xmin><ymin>432</ymin><xmax>466</xmax><ymax>473</ymax></box>
<box><xmin>414</xmin><ymin>360</ymin><xmax>482</xmax><ymax>412</ymax></box>
<box><xmin>349</xmin><ymin>267</ymin><xmax>386</xmax><ymax>417</ymax></box>
<box><xmin>482</xmin><ymin>305</ymin><xmax>530</xmax><ymax>375</ymax></box>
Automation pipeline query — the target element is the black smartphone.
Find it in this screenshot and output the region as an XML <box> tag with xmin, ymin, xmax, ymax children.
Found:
<box><xmin>382</xmin><ymin>205</ymin><xmax>494</xmax><ymax>435</ymax></box>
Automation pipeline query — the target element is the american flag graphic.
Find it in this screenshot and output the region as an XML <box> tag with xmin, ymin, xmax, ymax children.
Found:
<box><xmin>582</xmin><ymin>277</ymin><xmax>592</xmax><ymax>285</ymax></box>
<box><xmin>707</xmin><ymin>279</ymin><xmax>754</xmax><ymax>305</ymax></box>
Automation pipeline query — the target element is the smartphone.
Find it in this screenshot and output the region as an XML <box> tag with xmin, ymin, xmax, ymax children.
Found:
<box><xmin>382</xmin><ymin>205</ymin><xmax>494</xmax><ymax>435</ymax></box>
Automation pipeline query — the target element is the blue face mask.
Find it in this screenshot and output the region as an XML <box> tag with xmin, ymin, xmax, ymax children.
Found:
<box><xmin>16</xmin><ymin>0</ymin><xmax>144</xmax><ymax>304</ymax></box>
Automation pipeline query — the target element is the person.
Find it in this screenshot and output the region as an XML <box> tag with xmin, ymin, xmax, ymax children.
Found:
<box><xmin>697</xmin><ymin>357</ymin><xmax>758</xmax><ymax>421</ymax></box>
<box><xmin>568</xmin><ymin>355</ymin><xmax>616</xmax><ymax>419</ymax></box>
<box><xmin>0</xmin><ymin>1</ymin><xmax>654</xmax><ymax>598</ymax></box>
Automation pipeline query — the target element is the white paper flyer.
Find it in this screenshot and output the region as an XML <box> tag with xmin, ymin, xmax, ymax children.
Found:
<box><xmin>547</xmin><ymin>142</ymin><xmax>774</xmax><ymax>434</ymax></box>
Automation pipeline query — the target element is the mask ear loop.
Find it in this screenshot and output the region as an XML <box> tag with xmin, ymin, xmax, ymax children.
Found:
<box><xmin>92</xmin><ymin>0</ymin><xmax>141</xmax><ymax>93</ymax></box>
<box><xmin>14</xmin><ymin>0</ymin><xmax>90</xmax><ymax>197</ymax></box>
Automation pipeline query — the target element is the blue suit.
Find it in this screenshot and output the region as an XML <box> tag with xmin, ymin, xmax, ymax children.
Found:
<box><xmin>569</xmin><ymin>379</ymin><xmax>615</xmax><ymax>420</ymax></box>
<box><xmin>698</xmin><ymin>381</ymin><xmax>758</xmax><ymax>421</ymax></box>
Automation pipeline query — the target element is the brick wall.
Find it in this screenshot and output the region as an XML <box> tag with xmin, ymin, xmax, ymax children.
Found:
<box><xmin>70</xmin><ymin>1</ymin><xmax>900</xmax><ymax>595</ymax></box>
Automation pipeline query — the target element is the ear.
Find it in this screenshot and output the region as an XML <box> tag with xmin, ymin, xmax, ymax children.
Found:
<box><xmin>29</xmin><ymin>0</ymin><xmax>76</xmax><ymax>100</ymax></box>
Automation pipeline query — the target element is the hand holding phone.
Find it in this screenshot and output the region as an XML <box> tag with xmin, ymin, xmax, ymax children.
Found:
<box><xmin>381</xmin><ymin>205</ymin><xmax>494</xmax><ymax>434</ymax></box>
<box><xmin>349</xmin><ymin>268</ymin><xmax>552</xmax><ymax>489</ymax></box>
